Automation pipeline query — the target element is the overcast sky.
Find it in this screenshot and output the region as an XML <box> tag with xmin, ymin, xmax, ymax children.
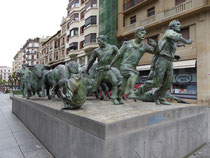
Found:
<box><xmin>0</xmin><ymin>0</ymin><xmax>68</xmax><ymax>67</ymax></box>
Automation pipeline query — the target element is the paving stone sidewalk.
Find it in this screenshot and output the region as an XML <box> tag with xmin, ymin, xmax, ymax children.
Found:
<box><xmin>0</xmin><ymin>93</ymin><xmax>53</xmax><ymax>158</ymax></box>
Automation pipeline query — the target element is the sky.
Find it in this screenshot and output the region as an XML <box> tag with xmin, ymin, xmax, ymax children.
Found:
<box><xmin>0</xmin><ymin>0</ymin><xmax>68</xmax><ymax>67</ymax></box>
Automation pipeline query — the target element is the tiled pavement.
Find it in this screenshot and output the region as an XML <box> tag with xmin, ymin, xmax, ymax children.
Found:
<box><xmin>0</xmin><ymin>93</ymin><xmax>53</xmax><ymax>158</ymax></box>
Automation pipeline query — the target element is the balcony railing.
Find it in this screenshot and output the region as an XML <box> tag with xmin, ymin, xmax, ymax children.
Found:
<box><xmin>123</xmin><ymin>0</ymin><xmax>206</xmax><ymax>34</ymax></box>
<box><xmin>164</xmin><ymin>0</ymin><xmax>193</xmax><ymax>17</ymax></box>
<box><xmin>140</xmin><ymin>15</ymin><xmax>156</xmax><ymax>28</ymax></box>
<box><xmin>123</xmin><ymin>0</ymin><xmax>144</xmax><ymax>11</ymax></box>
<box><xmin>124</xmin><ymin>23</ymin><xmax>137</xmax><ymax>33</ymax></box>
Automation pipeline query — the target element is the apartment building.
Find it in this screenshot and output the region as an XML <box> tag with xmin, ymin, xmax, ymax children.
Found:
<box><xmin>66</xmin><ymin>0</ymin><xmax>99</xmax><ymax>66</ymax></box>
<box><xmin>38</xmin><ymin>31</ymin><xmax>60</xmax><ymax>67</ymax></box>
<box><xmin>0</xmin><ymin>66</ymin><xmax>12</xmax><ymax>82</ymax></box>
<box><xmin>118</xmin><ymin>0</ymin><xmax>210</xmax><ymax>104</ymax></box>
<box><xmin>60</xmin><ymin>17</ymin><xmax>68</xmax><ymax>63</ymax></box>
<box><xmin>13</xmin><ymin>49</ymin><xmax>24</xmax><ymax>73</ymax></box>
<box><xmin>22</xmin><ymin>38</ymin><xmax>40</xmax><ymax>67</ymax></box>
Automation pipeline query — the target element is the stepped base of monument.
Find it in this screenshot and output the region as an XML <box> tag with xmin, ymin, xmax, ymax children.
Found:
<box><xmin>12</xmin><ymin>96</ymin><xmax>208</xmax><ymax>158</ymax></box>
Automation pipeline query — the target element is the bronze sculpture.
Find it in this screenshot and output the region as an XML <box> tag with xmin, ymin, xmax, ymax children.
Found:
<box><xmin>15</xmin><ymin>20</ymin><xmax>192</xmax><ymax>109</ymax></box>
<box><xmin>109</xmin><ymin>27</ymin><xmax>157</xmax><ymax>102</ymax></box>
<box><xmin>86</xmin><ymin>35</ymin><xmax>123</xmax><ymax>105</ymax></box>
<box><xmin>135</xmin><ymin>20</ymin><xmax>192</xmax><ymax>105</ymax></box>
<box><xmin>60</xmin><ymin>62</ymin><xmax>92</xmax><ymax>109</ymax></box>
<box><xmin>26</xmin><ymin>64</ymin><xmax>48</xmax><ymax>99</ymax></box>
<box><xmin>43</xmin><ymin>61</ymin><xmax>79</xmax><ymax>99</ymax></box>
<box><xmin>16</xmin><ymin>64</ymin><xmax>31</xmax><ymax>98</ymax></box>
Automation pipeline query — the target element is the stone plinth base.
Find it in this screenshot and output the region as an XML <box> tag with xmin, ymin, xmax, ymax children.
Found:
<box><xmin>12</xmin><ymin>97</ymin><xmax>208</xmax><ymax>158</ymax></box>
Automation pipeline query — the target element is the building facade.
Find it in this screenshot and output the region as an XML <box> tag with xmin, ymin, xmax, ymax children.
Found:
<box><xmin>22</xmin><ymin>38</ymin><xmax>40</xmax><ymax>67</ymax></box>
<box><xmin>66</xmin><ymin>0</ymin><xmax>99</xmax><ymax>66</ymax></box>
<box><xmin>0</xmin><ymin>66</ymin><xmax>12</xmax><ymax>82</ymax></box>
<box><xmin>118</xmin><ymin>0</ymin><xmax>210</xmax><ymax>104</ymax></box>
<box><xmin>12</xmin><ymin>49</ymin><xmax>24</xmax><ymax>73</ymax></box>
<box><xmin>38</xmin><ymin>31</ymin><xmax>62</xmax><ymax>68</ymax></box>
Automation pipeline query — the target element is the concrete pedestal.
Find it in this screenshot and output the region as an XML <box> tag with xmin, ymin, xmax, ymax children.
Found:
<box><xmin>12</xmin><ymin>97</ymin><xmax>208</xmax><ymax>158</ymax></box>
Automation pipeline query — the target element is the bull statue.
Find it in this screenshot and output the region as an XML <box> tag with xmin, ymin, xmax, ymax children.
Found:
<box><xmin>26</xmin><ymin>64</ymin><xmax>49</xmax><ymax>99</ymax></box>
<box><xmin>59</xmin><ymin>63</ymin><xmax>94</xmax><ymax>110</ymax></box>
<box><xmin>43</xmin><ymin>61</ymin><xmax>79</xmax><ymax>99</ymax></box>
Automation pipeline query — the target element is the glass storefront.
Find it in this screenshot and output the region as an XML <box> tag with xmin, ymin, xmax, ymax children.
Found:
<box><xmin>171</xmin><ymin>68</ymin><xmax>197</xmax><ymax>99</ymax></box>
<box><xmin>136</xmin><ymin>68</ymin><xmax>197</xmax><ymax>99</ymax></box>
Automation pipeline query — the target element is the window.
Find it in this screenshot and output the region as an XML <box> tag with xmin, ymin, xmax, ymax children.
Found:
<box><xmin>92</xmin><ymin>0</ymin><xmax>97</xmax><ymax>7</ymax></box>
<box><xmin>86</xmin><ymin>0</ymin><xmax>91</xmax><ymax>10</ymax></box>
<box><xmin>85</xmin><ymin>16</ymin><xmax>97</xmax><ymax>27</ymax></box>
<box><xmin>130</xmin><ymin>15</ymin><xmax>136</xmax><ymax>24</ymax></box>
<box><xmin>55</xmin><ymin>52</ymin><xmax>59</xmax><ymax>60</ymax></box>
<box><xmin>70</xmin><ymin>13</ymin><xmax>79</xmax><ymax>23</ymax></box>
<box><xmin>55</xmin><ymin>40</ymin><xmax>60</xmax><ymax>48</ymax></box>
<box><xmin>55</xmin><ymin>41</ymin><xmax>57</xmax><ymax>48</ymax></box>
<box><xmin>80</xmin><ymin>40</ymin><xmax>85</xmax><ymax>49</ymax></box>
<box><xmin>86</xmin><ymin>0</ymin><xmax>97</xmax><ymax>10</ymax></box>
<box><xmin>80</xmin><ymin>25</ymin><xmax>85</xmax><ymax>34</ymax></box>
<box><xmin>70</xmin><ymin>0</ymin><xmax>79</xmax><ymax>8</ymax></box>
<box><xmin>175</xmin><ymin>0</ymin><xmax>186</xmax><ymax>5</ymax></box>
<box><xmin>69</xmin><ymin>42</ymin><xmax>78</xmax><ymax>51</ymax></box>
<box><xmin>85</xmin><ymin>33</ymin><xmax>96</xmax><ymax>44</ymax></box>
<box><xmin>70</xmin><ymin>28</ymin><xmax>78</xmax><ymax>37</ymax></box>
<box><xmin>49</xmin><ymin>54</ymin><xmax>53</xmax><ymax>62</ymax></box>
<box><xmin>181</xmin><ymin>27</ymin><xmax>190</xmax><ymax>39</ymax></box>
<box><xmin>147</xmin><ymin>7</ymin><xmax>155</xmax><ymax>17</ymax></box>
<box><xmin>50</xmin><ymin>42</ymin><xmax>53</xmax><ymax>50</ymax></box>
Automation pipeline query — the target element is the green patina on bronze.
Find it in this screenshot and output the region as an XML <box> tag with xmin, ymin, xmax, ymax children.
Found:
<box><xmin>61</xmin><ymin>74</ymin><xmax>88</xmax><ymax>110</ymax></box>
<box><xmin>16</xmin><ymin>64</ymin><xmax>31</xmax><ymax>98</ymax></box>
<box><xmin>135</xmin><ymin>20</ymin><xmax>192</xmax><ymax>105</ymax></box>
<box><xmin>138</xmin><ymin>88</ymin><xmax>189</xmax><ymax>104</ymax></box>
<box><xmin>60</xmin><ymin>62</ymin><xmax>92</xmax><ymax>110</ymax></box>
<box><xmin>109</xmin><ymin>27</ymin><xmax>156</xmax><ymax>101</ymax></box>
<box><xmin>44</xmin><ymin>61</ymin><xmax>79</xmax><ymax>99</ymax></box>
<box><xmin>86</xmin><ymin>35</ymin><xmax>123</xmax><ymax>105</ymax></box>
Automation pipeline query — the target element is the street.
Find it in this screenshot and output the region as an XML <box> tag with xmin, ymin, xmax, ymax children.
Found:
<box><xmin>0</xmin><ymin>93</ymin><xmax>53</xmax><ymax>158</ymax></box>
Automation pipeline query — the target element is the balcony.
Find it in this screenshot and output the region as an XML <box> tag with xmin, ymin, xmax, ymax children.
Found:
<box><xmin>69</xmin><ymin>6</ymin><xmax>80</xmax><ymax>15</ymax></box>
<box><xmin>84</xmin><ymin>25</ymin><xmax>98</xmax><ymax>36</ymax></box>
<box><xmin>123</xmin><ymin>0</ymin><xmax>145</xmax><ymax>11</ymax></box>
<box><xmin>68</xmin><ymin>50</ymin><xmax>80</xmax><ymax>58</ymax></box>
<box><xmin>69</xmin><ymin>20</ymin><xmax>79</xmax><ymax>29</ymax></box>
<box><xmin>83</xmin><ymin>42</ymin><xmax>98</xmax><ymax>52</ymax></box>
<box><xmin>67</xmin><ymin>35</ymin><xmax>79</xmax><ymax>45</ymax></box>
<box><xmin>84</xmin><ymin>7</ymin><xmax>98</xmax><ymax>19</ymax></box>
<box><xmin>122</xmin><ymin>0</ymin><xmax>208</xmax><ymax>36</ymax></box>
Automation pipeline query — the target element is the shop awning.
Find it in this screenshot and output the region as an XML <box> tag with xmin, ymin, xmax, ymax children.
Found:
<box><xmin>136</xmin><ymin>59</ymin><xmax>196</xmax><ymax>71</ymax></box>
<box><xmin>173</xmin><ymin>60</ymin><xmax>196</xmax><ymax>69</ymax></box>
